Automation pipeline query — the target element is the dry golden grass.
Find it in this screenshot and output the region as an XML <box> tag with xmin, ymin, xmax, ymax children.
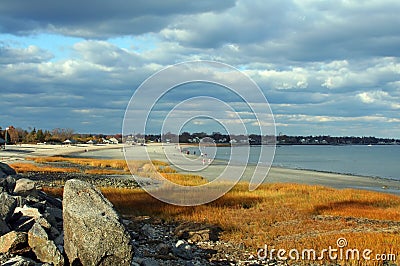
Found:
<box><xmin>96</xmin><ymin>183</ymin><xmax>400</xmax><ymax>265</ymax></box>
<box><xmin>27</xmin><ymin>156</ymin><xmax>130</xmax><ymax>171</ymax></box>
<box><xmin>27</xmin><ymin>156</ymin><xmax>169</xmax><ymax>176</ymax></box>
<box><xmin>10</xmin><ymin>162</ymin><xmax>80</xmax><ymax>173</ymax></box>
<box><xmin>160</xmin><ymin>173</ymin><xmax>208</xmax><ymax>186</ymax></box>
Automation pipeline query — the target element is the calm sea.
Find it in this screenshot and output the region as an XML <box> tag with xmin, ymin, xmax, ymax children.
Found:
<box><xmin>77</xmin><ymin>145</ymin><xmax>400</xmax><ymax>181</ymax></box>
<box><xmin>183</xmin><ymin>145</ymin><xmax>400</xmax><ymax>181</ymax></box>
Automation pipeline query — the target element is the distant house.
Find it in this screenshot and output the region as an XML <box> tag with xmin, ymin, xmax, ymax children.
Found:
<box><xmin>63</xmin><ymin>139</ymin><xmax>76</xmax><ymax>145</ymax></box>
<box><xmin>101</xmin><ymin>138</ymin><xmax>110</xmax><ymax>144</ymax></box>
<box><xmin>86</xmin><ymin>140</ymin><xmax>96</xmax><ymax>145</ymax></box>
<box><xmin>109</xmin><ymin>137</ymin><xmax>119</xmax><ymax>144</ymax></box>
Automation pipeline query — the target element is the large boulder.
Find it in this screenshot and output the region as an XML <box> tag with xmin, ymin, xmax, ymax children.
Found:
<box><xmin>63</xmin><ymin>179</ymin><xmax>133</xmax><ymax>266</ymax></box>
<box><xmin>0</xmin><ymin>162</ymin><xmax>16</xmax><ymax>176</ymax></box>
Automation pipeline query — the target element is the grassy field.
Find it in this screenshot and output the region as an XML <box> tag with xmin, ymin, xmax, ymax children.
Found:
<box><xmin>12</xmin><ymin>156</ymin><xmax>400</xmax><ymax>265</ymax></box>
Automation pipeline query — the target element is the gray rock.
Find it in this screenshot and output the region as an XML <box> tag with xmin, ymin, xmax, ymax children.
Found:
<box><xmin>156</xmin><ymin>243</ymin><xmax>170</xmax><ymax>255</ymax></box>
<box><xmin>0</xmin><ymin>231</ymin><xmax>29</xmax><ymax>255</ymax></box>
<box><xmin>141</xmin><ymin>224</ymin><xmax>157</xmax><ymax>238</ymax></box>
<box><xmin>28</xmin><ymin>222</ymin><xmax>64</xmax><ymax>266</ymax></box>
<box><xmin>54</xmin><ymin>232</ymin><xmax>63</xmax><ymax>246</ymax></box>
<box><xmin>0</xmin><ymin>192</ymin><xmax>17</xmax><ymax>223</ymax></box>
<box><xmin>0</xmin><ymin>176</ymin><xmax>16</xmax><ymax>194</ymax></box>
<box><xmin>42</xmin><ymin>213</ymin><xmax>58</xmax><ymax>229</ymax></box>
<box><xmin>6</xmin><ymin>176</ymin><xmax>16</xmax><ymax>193</ymax></box>
<box><xmin>38</xmin><ymin>191</ymin><xmax>62</xmax><ymax>209</ymax></box>
<box><xmin>63</xmin><ymin>179</ymin><xmax>133</xmax><ymax>266</ymax></box>
<box><xmin>0</xmin><ymin>162</ymin><xmax>17</xmax><ymax>176</ymax></box>
<box><xmin>173</xmin><ymin>240</ymin><xmax>193</xmax><ymax>260</ymax></box>
<box><xmin>0</xmin><ymin>219</ymin><xmax>11</xmax><ymax>236</ymax></box>
<box><xmin>14</xmin><ymin>179</ymin><xmax>38</xmax><ymax>197</ymax></box>
<box><xmin>174</xmin><ymin>222</ymin><xmax>222</xmax><ymax>243</ymax></box>
<box><xmin>1</xmin><ymin>255</ymin><xmax>40</xmax><ymax>266</ymax></box>
<box><xmin>45</xmin><ymin>207</ymin><xmax>63</xmax><ymax>221</ymax></box>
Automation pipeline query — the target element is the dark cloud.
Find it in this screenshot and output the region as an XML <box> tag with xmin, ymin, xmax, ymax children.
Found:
<box><xmin>0</xmin><ymin>0</ymin><xmax>235</xmax><ymax>38</ymax></box>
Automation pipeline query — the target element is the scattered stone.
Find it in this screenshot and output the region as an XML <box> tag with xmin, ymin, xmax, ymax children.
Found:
<box><xmin>156</xmin><ymin>243</ymin><xmax>170</xmax><ymax>255</ymax></box>
<box><xmin>63</xmin><ymin>179</ymin><xmax>133</xmax><ymax>266</ymax></box>
<box><xmin>0</xmin><ymin>162</ymin><xmax>17</xmax><ymax>176</ymax></box>
<box><xmin>0</xmin><ymin>192</ymin><xmax>17</xmax><ymax>223</ymax></box>
<box><xmin>173</xmin><ymin>240</ymin><xmax>194</xmax><ymax>260</ymax></box>
<box><xmin>174</xmin><ymin>222</ymin><xmax>222</xmax><ymax>243</ymax></box>
<box><xmin>28</xmin><ymin>222</ymin><xmax>64</xmax><ymax>266</ymax></box>
<box><xmin>14</xmin><ymin>179</ymin><xmax>38</xmax><ymax>197</ymax></box>
<box><xmin>0</xmin><ymin>231</ymin><xmax>29</xmax><ymax>255</ymax></box>
<box><xmin>142</xmin><ymin>224</ymin><xmax>158</xmax><ymax>238</ymax></box>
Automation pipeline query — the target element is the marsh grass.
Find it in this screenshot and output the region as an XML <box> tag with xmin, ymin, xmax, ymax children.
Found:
<box><xmin>98</xmin><ymin>184</ymin><xmax>400</xmax><ymax>265</ymax></box>
<box><xmin>10</xmin><ymin>162</ymin><xmax>80</xmax><ymax>173</ymax></box>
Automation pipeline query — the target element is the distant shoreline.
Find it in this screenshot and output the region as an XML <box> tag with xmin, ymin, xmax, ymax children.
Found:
<box><xmin>1</xmin><ymin>143</ymin><xmax>399</xmax><ymax>196</ymax></box>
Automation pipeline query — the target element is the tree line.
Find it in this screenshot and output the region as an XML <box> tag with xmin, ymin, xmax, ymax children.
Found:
<box><xmin>0</xmin><ymin>126</ymin><xmax>122</xmax><ymax>144</ymax></box>
<box><xmin>134</xmin><ymin>132</ymin><xmax>400</xmax><ymax>145</ymax></box>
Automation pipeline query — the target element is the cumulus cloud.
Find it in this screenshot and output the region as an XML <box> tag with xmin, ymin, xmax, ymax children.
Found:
<box><xmin>0</xmin><ymin>45</ymin><xmax>53</xmax><ymax>64</ymax></box>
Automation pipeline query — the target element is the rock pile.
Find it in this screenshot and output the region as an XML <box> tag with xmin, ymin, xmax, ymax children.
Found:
<box><xmin>0</xmin><ymin>162</ymin><xmax>64</xmax><ymax>265</ymax></box>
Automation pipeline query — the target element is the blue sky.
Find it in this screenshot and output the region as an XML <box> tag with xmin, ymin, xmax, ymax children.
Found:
<box><xmin>0</xmin><ymin>0</ymin><xmax>400</xmax><ymax>137</ymax></box>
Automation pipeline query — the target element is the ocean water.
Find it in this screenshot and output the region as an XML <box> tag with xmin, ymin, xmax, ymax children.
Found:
<box><xmin>273</xmin><ymin>145</ymin><xmax>400</xmax><ymax>180</ymax></box>
<box><xmin>77</xmin><ymin>145</ymin><xmax>400</xmax><ymax>181</ymax></box>
<box><xmin>178</xmin><ymin>145</ymin><xmax>400</xmax><ymax>181</ymax></box>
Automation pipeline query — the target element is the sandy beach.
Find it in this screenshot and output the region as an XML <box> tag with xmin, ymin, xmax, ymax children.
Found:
<box><xmin>0</xmin><ymin>143</ymin><xmax>122</xmax><ymax>163</ymax></box>
<box><xmin>1</xmin><ymin>143</ymin><xmax>399</xmax><ymax>195</ymax></box>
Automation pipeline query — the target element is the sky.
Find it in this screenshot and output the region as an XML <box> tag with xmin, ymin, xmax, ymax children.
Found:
<box><xmin>0</xmin><ymin>0</ymin><xmax>399</xmax><ymax>137</ymax></box>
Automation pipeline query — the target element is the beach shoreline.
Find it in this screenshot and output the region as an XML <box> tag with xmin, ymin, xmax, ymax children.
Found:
<box><xmin>1</xmin><ymin>143</ymin><xmax>399</xmax><ymax>195</ymax></box>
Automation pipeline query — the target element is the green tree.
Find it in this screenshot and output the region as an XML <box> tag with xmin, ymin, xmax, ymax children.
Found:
<box><xmin>36</xmin><ymin>129</ymin><xmax>45</xmax><ymax>143</ymax></box>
